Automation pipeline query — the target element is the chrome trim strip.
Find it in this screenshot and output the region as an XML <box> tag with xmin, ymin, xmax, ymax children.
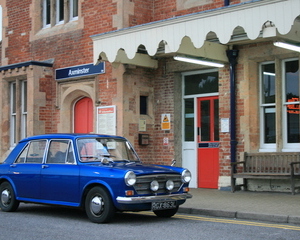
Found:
<box><xmin>116</xmin><ymin>193</ymin><xmax>192</xmax><ymax>204</ymax></box>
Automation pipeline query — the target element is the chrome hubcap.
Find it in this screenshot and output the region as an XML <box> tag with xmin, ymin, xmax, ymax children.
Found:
<box><xmin>1</xmin><ymin>189</ymin><xmax>10</xmax><ymax>206</ymax></box>
<box><xmin>90</xmin><ymin>196</ymin><xmax>103</xmax><ymax>215</ymax></box>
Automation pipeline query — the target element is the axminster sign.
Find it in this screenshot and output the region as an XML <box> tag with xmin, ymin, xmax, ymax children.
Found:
<box><xmin>55</xmin><ymin>62</ymin><xmax>105</xmax><ymax>80</ymax></box>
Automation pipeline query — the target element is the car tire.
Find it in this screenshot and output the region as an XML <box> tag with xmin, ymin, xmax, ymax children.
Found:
<box><xmin>85</xmin><ymin>186</ymin><xmax>115</xmax><ymax>223</ymax></box>
<box><xmin>0</xmin><ymin>182</ymin><xmax>20</xmax><ymax>212</ymax></box>
<box><xmin>153</xmin><ymin>206</ymin><xmax>179</xmax><ymax>218</ymax></box>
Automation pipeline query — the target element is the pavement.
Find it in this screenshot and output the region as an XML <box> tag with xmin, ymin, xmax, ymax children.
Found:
<box><xmin>178</xmin><ymin>188</ymin><xmax>300</xmax><ymax>224</ymax></box>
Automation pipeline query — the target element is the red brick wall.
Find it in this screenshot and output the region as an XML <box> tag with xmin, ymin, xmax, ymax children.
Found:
<box><xmin>152</xmin><ymin>0</ymin><xmax>242</xmax><ymax>22</ymax></box>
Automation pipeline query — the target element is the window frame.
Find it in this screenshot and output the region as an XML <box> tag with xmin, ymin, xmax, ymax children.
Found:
<box><xmin>21</xmin><ymin>81</ymin><xmax>27</xmax><ymax>139</ymax></box>
<box><xmin>43</xmin><ymin>0</ymin><xmax>79</xmax><ymax>28</ymax></box>
<box><xmin>9</xmin><ymin>80</ymin><xmax>28</xmax><ymax>148</ymax></box>
<box><xmin>282</xmin><ymin>58</ymin><xmax>300</xmax><ymax>151</ymax></box>
<box><xmin>43</xmin><ymin>0</ymin><xmax>51</xmax><ymax>28</ymax></box>
<box><xmin>56</xmin><ymin>0</ymin><xmax>65</xmax><ymax>25</ymax></box>
<box><xmin>10</xmin><ymin>82</ymin><xmax>17</xmax><ymax>147</ymax></box>
<box><xmin>259</xmin><ymin>58</ymin><xmax>300</xmax><ymax>152</ymax></box>
<box><xmin>70</xmin><ymin>0</ymin><xmax>78</xmax><ymax>21</ymax></box>
<box><xmin>259</xmin><ymin>61</ymin><xmax>276</xmax><ymax>151</ymax></box>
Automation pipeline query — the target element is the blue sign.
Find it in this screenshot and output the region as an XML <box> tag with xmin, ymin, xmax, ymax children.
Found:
<box><xmin>55</xmin><ymin>62</ymin><xmax>105</xmax><ymax>80</ymax></box>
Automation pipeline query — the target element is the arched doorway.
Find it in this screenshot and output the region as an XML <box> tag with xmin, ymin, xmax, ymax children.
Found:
<box><xmin>74</xmin><ymin>97</ymin><xmax>93</xmax><ymax>133</ymax></box>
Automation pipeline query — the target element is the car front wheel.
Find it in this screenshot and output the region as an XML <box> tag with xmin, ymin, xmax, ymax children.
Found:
<box><xmin>153</xmin><ymin>206</ymin><xmax>179</xmax><ymax>218</ymax></box>
<box><xmin>85</xmin><ymin>186</ymin><xmax>115</xmax><ymax>223</ymax></box>
<box><xmin>0</xmin><ymin>182</ymin><xmax>20</xmax><ymax>212</ymax></box>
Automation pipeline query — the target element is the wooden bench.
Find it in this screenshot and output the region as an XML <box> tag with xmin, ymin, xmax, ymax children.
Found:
<box><xmin>231</xmin><ymin>152</ymin><xmax>300</xmax><ymax>194</ymax></box>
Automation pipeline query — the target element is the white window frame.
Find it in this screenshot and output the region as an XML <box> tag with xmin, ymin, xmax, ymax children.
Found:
<box><xmin>259</xmin><ymin>61</ymin><xmax>276</xmax><ymax>151</ymax></box>
<box><xmin>56</xmin><ymin>0</ymin><xmax>64</xmax><ymax>25</ymax></box>
<box><xmin>10</xmin><ymin>80</ymin><xmax>28</xmax><ymax>148</ymax></box>
<box><xmin>70</xmin><ymin>0</ymin><xmax>78</xmax><ymax>21</ymax></box>
<box><xmin>43</xmin><ymin>0</ymin><xmax>51</xmax><ymax>28</ymax></box>
<box><xmin>21</xmin><ymin>81</ymin><xmax>27</xmax><ymax>139</ymax></box>
<box><xmin>282</xmin><ymin>58</ymin><xmax>300</xmax><ymax>151</ymax></box>
<box><xmin>43</xmin><ymin>0</ymin><xmax>79</xmax><ymax>28</ymax></box>
<box><xmin>10</xmin><ymin>82</ymin><xmax>17</xmax><ymax>147</ymax></box>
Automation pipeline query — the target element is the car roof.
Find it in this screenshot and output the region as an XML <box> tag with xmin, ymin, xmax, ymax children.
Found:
<box><xmin>19</xmin><ymin>133</ymin><xmax>126</xmax><ymax>143</ymax></box>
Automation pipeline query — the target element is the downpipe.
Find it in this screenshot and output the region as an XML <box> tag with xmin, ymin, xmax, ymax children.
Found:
<box><xmin>226</xmin><ymin>49</ymin><xmax>239</xmax><ymax>166</ymax></box>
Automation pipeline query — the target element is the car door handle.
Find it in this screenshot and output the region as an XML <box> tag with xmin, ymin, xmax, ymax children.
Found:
<box><xmin>42</xmin><ymin>165</ymin><xmax>49</xmax><ymax>169</ymax></box>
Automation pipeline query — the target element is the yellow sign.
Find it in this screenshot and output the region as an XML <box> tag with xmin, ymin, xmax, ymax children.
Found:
<box><xmin>161</xmin><ymin>114</ymin><xmax>171</xmax><ymax>130</ymax></box>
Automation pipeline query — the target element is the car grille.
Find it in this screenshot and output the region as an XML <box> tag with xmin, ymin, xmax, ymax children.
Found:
<box><xmin>134</xmin><ymin>174</ymin><xmax>182</xmax><ymax>195</ymax></box>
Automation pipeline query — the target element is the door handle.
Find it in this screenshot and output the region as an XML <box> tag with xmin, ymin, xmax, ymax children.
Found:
<box><xmin>42</xmin><ymin>165</ymin><xmax>49</xmax><ymax>169</ymax></box>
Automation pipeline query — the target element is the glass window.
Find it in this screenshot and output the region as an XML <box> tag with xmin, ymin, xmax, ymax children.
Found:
<box><xmin>184</xmin><ymin>71</ymin><xmax>218</xmax><ymax>95</ymax></box>
<box><xmin>43</xmin><ymin>0</ymin><xmax>79</xmax><ymax>28</ymax></box>
<box><xmin>284</xmin><ymin>59</ymin><xmax>299</xmax><ymax>144</ymax></box>
<box><xmin>21</xmin><ymin>81</ymin><xmax>27</xmax><ymax>139</ymax></box>
<box><xmin>70</xmin><ymin>0</ymin><xmax>78</xmax><ymax>19</ymax></box>
<box><xmin>47</xmin><ymin>140</ymin><xmax>72</xmax><ymax>164</ymax></box>
<box><xmin>214</xmin><ymin>99</ymin><xmax>219</xmax><ymax>141</ymax></box>
<box><xmin>77</xmin><ymin>138</ymin><xmax>139</xmax><ymax>162</ymax></box>
<box><xmin>140</xmin><ymin>96</ymin><xmax>148</xmax><ymax>115</ymax></box>
<box><xmin>16</xmin><ymin>140</ymin><xmax>46</xmax><ymax>163</ymax></box>
<box><xmin>184</xmin><ymin>99</ymin><xmax>194</xmax><ymax>141</ymax></box>
<box><xmin>10</xmin><ymin>80</ymin><xmax>28</xmax><ymax>147</ymax></box>
<box><xmin>43</xmin><ymin>0</ymin><xmax>51</xmax><ymax>27</ymax></box>
<box><xmin>260</xmin><ymin>62</ymin><xmax>276</xmax><ymax>145</ymax></box>
<box><xmin>260</xmin><ymin>59</ymin><xmax>300</xmax><ymax>150</ymax></box>
<box><xmin>56</xmin><ymin>0</ymin><xmax>64</xmax><ymax>24</ymax></box>
<box><xmin>10</xmin><ymin>82</ymin><xmax>16</xmax><ymax>146</ymax></box>
<box><xmin>200</xmin><ymin>100</ymin><xmax>210</xmax><ymax>142</ymax></box>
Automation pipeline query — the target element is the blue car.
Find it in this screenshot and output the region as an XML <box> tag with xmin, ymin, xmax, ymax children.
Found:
<box><xmin>0</xmin><ymin>134</ymin><xmax>192</xmax><ymax>223</ymax></box>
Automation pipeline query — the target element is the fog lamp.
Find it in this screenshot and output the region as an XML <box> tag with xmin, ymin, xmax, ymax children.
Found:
<box><xmin>166</xmin><ymin>180</ymin><xmax>174</xmax><ymax>191</ymax></box>
<box><xmin>150</xmin><ymin>180</ymin><xmax>159</xmax><ymax>191</ymax></box>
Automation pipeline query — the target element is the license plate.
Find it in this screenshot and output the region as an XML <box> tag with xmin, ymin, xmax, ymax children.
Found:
<box><xmin>151</xmin><ymin>201</ymin><xmax>176</xmax><ymax>211</ymax></box>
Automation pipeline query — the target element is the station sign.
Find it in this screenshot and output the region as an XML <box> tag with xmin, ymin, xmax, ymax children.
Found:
<box><xmin>56</xmin><ymin>62</ymin><xmax>105</xmax><ymax>80</ymax></box>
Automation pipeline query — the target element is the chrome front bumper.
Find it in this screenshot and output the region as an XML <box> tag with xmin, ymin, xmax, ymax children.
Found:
<box><xmin>116</xmin><ymin>193</ymin><xmax>192</xmax><ymax>204</ymax></box>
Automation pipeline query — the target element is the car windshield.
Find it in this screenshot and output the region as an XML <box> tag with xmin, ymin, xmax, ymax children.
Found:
<box><xmin>77</xmin><ymin>137</ymin><xmax>140</xmax><ymax>163</ymax></box>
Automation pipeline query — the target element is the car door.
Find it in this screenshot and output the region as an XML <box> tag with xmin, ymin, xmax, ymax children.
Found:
<box><xmin>40</xmin><ymin>140</ymin><xmax>80</xmax><ymax>205</ymax></box>
<box><xmin>9</xmin><ymin>140</ymin><xmax>46</xmax><ymax>199</ymax></box>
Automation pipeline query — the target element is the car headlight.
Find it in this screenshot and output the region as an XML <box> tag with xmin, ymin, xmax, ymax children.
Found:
<box><xmin>124</xmin><ymin>171</ymin><xmax>136</xmax><ymax>186</ymax></box>
<box><xmin>181</xmin><ymin>169</ymin><xmax>192</xmax><ymax>183</ymax></box>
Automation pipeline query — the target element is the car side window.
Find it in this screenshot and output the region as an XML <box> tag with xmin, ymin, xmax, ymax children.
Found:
<box><xmin>46</xmin><ymin>140</ymin><xmax>75</xmax><ymax>164</ymax></box>
<box><xmin>15</xmin><ymin>140</ymin><xmax>47</xmax><ymax>163</ymax></box>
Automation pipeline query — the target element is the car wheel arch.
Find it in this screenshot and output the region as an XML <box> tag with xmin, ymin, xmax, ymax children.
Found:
<box><xmin>81</xmin><ymin>181</ymin><xmax>115</xmax><ymax>208</ymax></box>
<box><xmin>0</xmin><ymin>177</ymin><xmax>18</xmax><ymax>197</ymax></box>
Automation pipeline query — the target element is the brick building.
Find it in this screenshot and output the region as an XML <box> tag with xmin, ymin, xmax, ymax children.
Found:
<box><xmin>0</xmin><ymin>0</ymin><xmax>299</xmax><ymax>191</ymax></box>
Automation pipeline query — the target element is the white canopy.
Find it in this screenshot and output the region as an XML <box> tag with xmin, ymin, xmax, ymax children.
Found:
<box><xmin>92</xmin><ymin>0</ymin><xmax>300</xmax><ymax>67</ymax></box>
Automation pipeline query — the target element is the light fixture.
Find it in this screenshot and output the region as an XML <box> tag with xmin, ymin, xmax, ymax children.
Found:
<box><xmin>263</xmin><ymin>71</ymin><xmax>275</xmax><ymax>76</ymax></box>
<box><xmin>174</xmin><ymin>56</ymin><xmax>225</xmax><ymax>68</ymax></box>
<box><xmin>273</xmin><ymin>41</ymin><xmax>300</xmax><ymax>52</ymax></box>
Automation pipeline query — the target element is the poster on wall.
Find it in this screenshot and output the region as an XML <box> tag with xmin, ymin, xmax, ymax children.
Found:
<box><xmin>97</xmin><ymin>106</ymin><xmax>116</xmax><ymax>135</ymax></box>
<box><xmin>161</xmin><ymin>114</ymin><xmax>171</xmax><ymax>130</ymax></box>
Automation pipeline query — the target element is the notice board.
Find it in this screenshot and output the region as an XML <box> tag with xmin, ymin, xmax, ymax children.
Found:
<box><xmin>97</xmin><ymin>106</ymin><xmax>116</xmax><ymax>135</ymax></box>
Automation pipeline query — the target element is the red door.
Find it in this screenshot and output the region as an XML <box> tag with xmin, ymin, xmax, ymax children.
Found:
<box><xmin>197</xmin><ymin>96</ymin><xmax>219</xmax><ymax>188</ymax></box>
<box><xmin>74</xmin><ymin>97</ymin><xmax>93</xmax><ymax>133</ymax></box>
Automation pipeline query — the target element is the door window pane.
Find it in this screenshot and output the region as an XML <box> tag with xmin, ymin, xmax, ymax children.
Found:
<box><xmin>184</xmin><ymin>99</ymin><xmax>194</xmax><ymax>141</ymax></box>
<box><xmin>200</xmin><ymin>100</ymin><xmax>210</xmax><ymax>141</ymax></box>
<box><xmin>214</xmin><ymin>99</ymin><xmax>219</xmax><ymax>141</ymax></box>
<box><xmin>27</xmin><ymin>140</ymin><xmax>47</xmax><ymax>163</ymax></box>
